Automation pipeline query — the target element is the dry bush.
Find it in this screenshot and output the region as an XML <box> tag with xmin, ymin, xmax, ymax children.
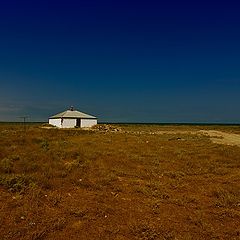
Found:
<box><xmin>0</xmin><ymin>158</ymin><xmax>14</xmax><ymax>173</ymax></box>
<box><xmin>212</xmin><ymin>186</ymin><xmax>240</xmax><ymax>208</ymax></box>
<box><xmin>0</xmin><ymin>174</ymin><xmax>34</xmax><ymax>192</ymax></box>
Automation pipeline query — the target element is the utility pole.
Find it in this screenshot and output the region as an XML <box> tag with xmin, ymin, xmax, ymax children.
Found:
<box><xmin>19</xmin><ymin>116</ymin><xmax>29</xmax><ymax>131</ymax></box>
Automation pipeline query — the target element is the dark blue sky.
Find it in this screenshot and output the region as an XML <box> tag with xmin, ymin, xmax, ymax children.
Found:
<box><xmin>0</xmin><ymin>0</ymin><xmax>240</xmax><ymax>122</ymax></box>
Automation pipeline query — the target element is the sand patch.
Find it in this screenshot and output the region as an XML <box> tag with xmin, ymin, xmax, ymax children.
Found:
<box><xmin>200</xmin><ymin>130</ymin><xmax>240</xmax><ymax>147</ymax></box>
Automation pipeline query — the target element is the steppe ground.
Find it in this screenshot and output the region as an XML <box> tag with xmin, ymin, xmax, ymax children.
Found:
<box><xmin>0</xmin><ymin>123</ymin><xmax>240</xmax><ymax>240</ymax></box>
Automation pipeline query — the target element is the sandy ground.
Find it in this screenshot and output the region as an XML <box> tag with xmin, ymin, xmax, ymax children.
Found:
<box><xmin>200</xmin><ymin>130</ymin><xmax>240</xmax><ymax>147</ymax></box>
<box><xmin>140</xmin><ymin>129</ymin><xmax>240</xmax><ymax>147</ymax></box>
<box><xmin>151</xmin><ymin>129</ymin><xmax>240</xmax><ymax>147</ymax></box>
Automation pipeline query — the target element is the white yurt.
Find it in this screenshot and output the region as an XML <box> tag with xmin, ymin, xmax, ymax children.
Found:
<box><xmin>49</xmin><ymin>107</ymin><xmax>97</xmax><ymax>128</ymax></box>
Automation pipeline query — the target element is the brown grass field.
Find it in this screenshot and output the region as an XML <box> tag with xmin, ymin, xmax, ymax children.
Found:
<box><xmin>0</xmin><ymin>123</ymin><xmax>240</xmax><ymax>240</ymax></box>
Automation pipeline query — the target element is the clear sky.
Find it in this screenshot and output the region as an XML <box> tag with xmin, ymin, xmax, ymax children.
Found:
<box><xmin>0</xmin><ymin>0</ymin><xmax>240</xmax><ymax>123</ymax></box>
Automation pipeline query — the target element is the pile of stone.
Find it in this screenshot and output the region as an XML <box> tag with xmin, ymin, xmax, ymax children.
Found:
<box><xmin>92</xmin><ymin>124</ymin><xmax>122</xmax><ymax>132</ymax></box>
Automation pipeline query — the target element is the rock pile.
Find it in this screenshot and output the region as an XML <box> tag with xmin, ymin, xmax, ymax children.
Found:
<box><xmin>92</xmin><ymin>124</ymin><xmax>122</xmax><ymax>132</ymax></box>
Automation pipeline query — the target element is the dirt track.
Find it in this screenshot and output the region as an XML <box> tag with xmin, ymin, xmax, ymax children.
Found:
<box><xmin>200</xmin><ymin>130</ymin><xmax>240</xmax><ymax>147</ymax></box>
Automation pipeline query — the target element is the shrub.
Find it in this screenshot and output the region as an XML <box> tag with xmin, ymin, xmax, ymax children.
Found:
<box><xmin>0</xmin><ymin>174</ymin><xmax>34</xmax><ymax>192</ymax></box>
<box><xmin>10</xmin><ymin>155</ymin><xmax>20</xmax><ymax>161</ymax></box>
<box><xmin>129</xmin><ymin>222</ymin><xmax>160</xmax><ymax>240</ymax></box>
<box><xmin>41</xmin><ymin>140</ymin><xmax>50</xmax><ymax>150</ymax></box>
<box><xmin>213</xmin><ymin>186</ymin><xmax>240</xmax><ymax>208</ymax></box>
<box><xmin>0</xmin><ymin>158</ymin><xmax>14</xmax><ymax>173</ymax></box>
<box><xmin>65</xmin><ymin>156</ymin><xmax>90</xmax><ymax>172</ymax></box>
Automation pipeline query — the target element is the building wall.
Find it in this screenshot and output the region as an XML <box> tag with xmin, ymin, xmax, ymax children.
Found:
<box><xmin>62</xmin><ymin>118</ymin><xmax>76</xmax><ymax>128</ymax></box>
<box><xmin>49</xmin><ymin>118</ymin><xmax>97</xmax><ymax>128</ymax></box>
<box><xmin>49</xmin><ymin>118</ymin><xmax>61</xmax><ymax>128</ymax></box>
<box><xmin>81</xmin><ymin>119</ymin><xmax>97</xmax><ymax>128</ymax></box>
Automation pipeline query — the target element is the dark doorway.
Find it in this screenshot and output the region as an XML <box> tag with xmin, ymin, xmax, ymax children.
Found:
<box><xmin>76</xmin><ymin>118</ymin><xmax>81</xmax><ymax>127</ymax></box>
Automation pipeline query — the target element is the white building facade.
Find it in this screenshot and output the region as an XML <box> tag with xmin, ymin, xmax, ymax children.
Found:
<box><xmin>49</xmin><ymin>108</ymin><xmax>97</xmax><ymax>128</ymax></box>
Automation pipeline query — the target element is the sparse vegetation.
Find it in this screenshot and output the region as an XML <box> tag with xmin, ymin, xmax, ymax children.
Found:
<box><xmin>0</xmin><ymin>123</ymin><xmax>240</xmax><ymax>239</ymax></box>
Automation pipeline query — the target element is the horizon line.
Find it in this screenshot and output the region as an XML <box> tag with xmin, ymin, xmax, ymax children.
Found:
<box><xmin>0</xmin><ymin>121</ymin><xmax>240</xmax><ymax>126</ymax></box>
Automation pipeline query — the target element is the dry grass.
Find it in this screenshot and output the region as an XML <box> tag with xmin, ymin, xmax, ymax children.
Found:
<box><xmin>0</xmin><ymin>123</ymin><xmax>240</xmax><ymax>239</ymax></box>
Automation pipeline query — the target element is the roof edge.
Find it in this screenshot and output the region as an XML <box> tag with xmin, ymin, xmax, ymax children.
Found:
<box><xmin>49</xmin><ymin>109</ymin><xmax>97</xmax><ymax>119</ymax></box>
